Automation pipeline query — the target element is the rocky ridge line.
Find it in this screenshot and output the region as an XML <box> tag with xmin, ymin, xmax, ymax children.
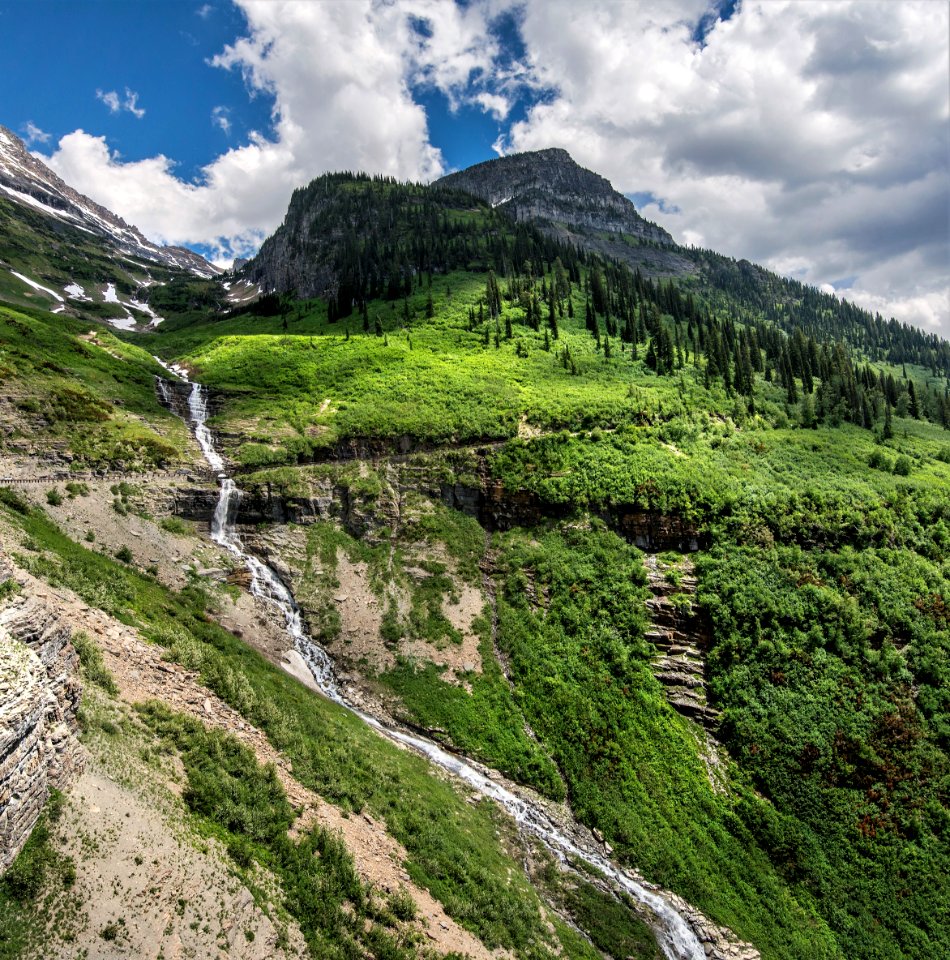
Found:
<box><xmin>0</xmin><ymin>125</ymin><xmax>218</xmax><ymax>278</ymax></box>
<box><xmin>437</xmin><ymin>148</ymin><xmax>673</xmax><ymax>244</ymax></box>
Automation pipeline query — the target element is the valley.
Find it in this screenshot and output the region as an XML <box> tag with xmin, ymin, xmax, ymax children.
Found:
<box><xmin>0</xmin><ymin>135</ymin><xmax>947</xmax><ymax>960</ymax></box>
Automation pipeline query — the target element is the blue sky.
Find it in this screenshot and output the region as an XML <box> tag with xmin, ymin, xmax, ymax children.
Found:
<box><xmin>0</xmin><ymin>0</ymin><xmax>947</xmax><ymax>336</ymax></box>
<box><xmin>0</xmin><ymin>0</ymin><xmax>545</xmax><ymax>178</ymax></box>
<box><xmin>0</xmin><ymin>1</ymin><xmax>272</xmax><ymax>179</ymax></box>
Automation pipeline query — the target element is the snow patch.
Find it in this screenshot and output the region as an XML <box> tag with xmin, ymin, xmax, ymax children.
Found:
<box><xmin>128</xmin><ymin>297</ymin><xmax>164</xmax><ymax>324</ymax></box>
<box><xmin>64</xmin><ymin>282</ymin><xmax>91</xmax><ymax>301</ymax></box>
<box><xmin>103</xmin><ymin>315</ymin><xmax>137</xmax><ymax>332</ymax></box>
<box><xmin>10</xmin><ymin>270</ymin><xmax>64</xmax><ymax>301</ymax></box>
<box><xmin>99</xmin><ymin>281</ymin><xmax>165</xmax><ymax>328</ymax></box>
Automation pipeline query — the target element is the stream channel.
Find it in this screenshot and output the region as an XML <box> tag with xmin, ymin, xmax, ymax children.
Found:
<box><xmin>156</xmin><ymin>364</ymin><xmax>707</xmax><ymax>960</ymax></box>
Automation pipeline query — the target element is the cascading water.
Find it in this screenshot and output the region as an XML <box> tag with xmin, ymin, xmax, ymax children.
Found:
<box><xmin>187</xmin><ymin>383</ymin><xmax>225</xmax><ymax>475</ymax></box>
<box><xmin>155</xmin><ymin>377</ymin><xmax>173</xmax><ymax>407</ymax></box>
<box><xmin>159</xmin><ymin>367</ymin><xmax>707</xmax><ymax>960</ymax></box>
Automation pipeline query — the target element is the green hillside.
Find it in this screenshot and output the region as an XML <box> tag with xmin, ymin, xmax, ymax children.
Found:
<box><xmin>3</xmin><ymin>172</ymin><xmax>948</xmax><ymax>960</ymax></box>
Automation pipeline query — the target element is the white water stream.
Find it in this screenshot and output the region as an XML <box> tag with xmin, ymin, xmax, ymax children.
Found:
<box><xmin>156</xmin><ymin>368</ymin><xmax>707</xmax><ymax>960</ymax></box>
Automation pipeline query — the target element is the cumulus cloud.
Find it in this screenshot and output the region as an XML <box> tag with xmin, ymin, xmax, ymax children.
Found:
<box><xmin>501</xmin><ymin>0</ymin><xmax>949</xmax><ymax>334</ymax></box>
<box><xmin>45</xmin><ymin>127</ymin><xmax>294</xmax><ymax>264</ymax></box>
<box><xmin>474</xmin><ymin>91</ymin><xmax>510</xmax><ymax>120</ymax></box>
<box><xmin>39</xmin><ymin>0</ymin><xmax>949</xmax><ymax>332</ymax></box>
<box><xmin>43</xmin><ymin>1</ymin><xmax>508</xmax><ymax>265</ymax></box>
<box><xmin>96</xmin><ymin>87</ymin><xmax>146</xmax><ymax>118</ymax></box>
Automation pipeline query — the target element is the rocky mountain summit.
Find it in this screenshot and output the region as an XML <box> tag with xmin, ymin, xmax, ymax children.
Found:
<box><xmin>0</xmin><ymin>126</ymin><xmax>217</xmax><ymax>278</ymax></box>
<box><xmin>437</xmin><ymin>148</ymin><xmax>692</xmax><ymax>276</ymax></box>
<box><xmin>437</xmin><ymin>148</ymin><xmax>672</xmax><ymax>244</ymax></box>
<box><xmin>243</xmin><ymin>148</ymin><xmax>693</xmax><ymax>300</ymax></box>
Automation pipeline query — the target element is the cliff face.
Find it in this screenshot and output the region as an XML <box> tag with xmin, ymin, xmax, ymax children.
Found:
<box><xmin>243</xmin><ymin>194</ymin><xmax>337</xmax><ymax>300</ymax></box>
<box><xmin>0</xmin><ymin>562</ymin><xmax>83</xmax><ymax>873</ymax></box>
<box><xmin>436</xmin><ymin>148</ymin><xmax>673</xmax><ymax>244</ymax></box>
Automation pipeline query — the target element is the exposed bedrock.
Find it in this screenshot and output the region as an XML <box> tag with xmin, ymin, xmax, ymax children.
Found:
<box><xmin>0</xmin><ymin>560</ymin><xmax>83</xmax><ymax>872</ymax></box>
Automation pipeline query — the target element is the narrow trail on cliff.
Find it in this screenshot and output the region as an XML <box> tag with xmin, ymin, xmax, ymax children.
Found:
<box><xmin>154</xmin><ymin>365</ymin><xmax>719</xmax><ymax>960</ymax></box>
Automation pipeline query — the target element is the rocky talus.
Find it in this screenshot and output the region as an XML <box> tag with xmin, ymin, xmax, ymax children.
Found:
<box><xmin>0</xmin><ymin>558</ymin><xmax>83</xmax><ymax>872</ymax></box>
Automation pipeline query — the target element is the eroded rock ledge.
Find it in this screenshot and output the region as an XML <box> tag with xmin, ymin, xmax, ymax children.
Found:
<box><xmin>0</xmin><ymin>557</ymin><xmax>83</xmax><ymax>872</ymax></box>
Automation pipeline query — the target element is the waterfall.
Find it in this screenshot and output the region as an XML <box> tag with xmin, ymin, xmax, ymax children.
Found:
<box><xmin>187</xmin><ymin>383</ymin><xmax>224</xmax><ymax>475</ymax></box>
<box><xmin>155</xmin><ymin>376</ymin><xmax>173</xmax><ymax>407</ymax></box>
<box><xmin>168</xmin><ymin>364</ymin><xmax>706</xmax><ymax>960</ymax></box>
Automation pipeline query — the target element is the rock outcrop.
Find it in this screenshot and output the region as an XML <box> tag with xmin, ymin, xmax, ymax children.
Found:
<box><xmin>644</xmin><ymin>554</ymin><xmax>718</xmax><ymax>730</ymax></box>
<box><xmin>0</xmin><ymin>560</ymin><xmax>83</xmax><ymax>872</ymax></box>
<box><xmin>436</xmin><ymin>149</ymin><xmax>694</xmax><ymax>277</ymax></box>
<box><xmin>666</xmin><ymin>890</ymin><xmax>761</xmax><ymax>960</ymax></box>
<box><xmin>437</xmin><ymin>149</ymin><xmax>672</xmax><ymax>244</ymax></box>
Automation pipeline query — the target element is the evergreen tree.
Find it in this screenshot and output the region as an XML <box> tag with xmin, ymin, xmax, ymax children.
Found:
<box><xmin>908</xmin><ymin>381</ymin><xmax>920</xmax><ymax>419</ymax></box>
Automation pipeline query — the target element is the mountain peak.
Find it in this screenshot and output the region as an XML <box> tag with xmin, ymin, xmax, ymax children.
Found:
<box><xmin>435</xmin><ymin>148</ymin><xmax>673</xmax><ymax>248</ymax></box>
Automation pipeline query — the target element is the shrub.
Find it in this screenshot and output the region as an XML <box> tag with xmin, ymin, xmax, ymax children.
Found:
<box><xmin>893</xmin><ymin>455</ymin><xmax>912</xmax><ymax>476</ymax></box>
<box><xmin>45</xmin><ymin>489</ymin><xmax>63</xmax><ymax>506</ymax></box>
<box><xmin>115</xmin><ymin>545</ymin><xmax>134</xmax><ymax>564</ymax></box>
<box><xmin>0</xmin><ymin>578</ymin><xmax>21</xmax><ymax>601</ymax></box>
<box><xmin>388</xmin><ymin>887</ymin><xmax>417</xmax><ymax>922</ymax></box>
<box><xmin>159</xmin><ymin>516</ymin><xmax>189</xmax><ymax>535</ymax></box>
<box><xmin>71</xmin><ymin>631</ymin><xmax>118</xmax><ymax>696</ymax></box>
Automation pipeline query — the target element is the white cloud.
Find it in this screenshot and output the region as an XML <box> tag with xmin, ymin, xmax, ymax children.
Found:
<box><xmin>124</xmin><ymin>88</ymin><xmax>146</xmax><ymax>119</ymax></box>
<box><xmin>22</xmin><ymin>121</ymin><xmax>50</xmax><ymax>145</ymax></box>
<box><xmin>211</xmin><ymin>105</ymin><xmax>231</xmax><ymax>134</ymax></box>
<box><xmin>96</xmin><ymin>89</ymin><xmax>121</xmax><ymax>113</ymax></box>
<box><xmin>501</xmin><ymin>0</ymin><xmax>950</xmax><ymax>336</ymax></box>
<box><xmin>474</xmin><ymin>91</ymin><xmax>510</xmax><ymax>120</ymax></box>
<box><xmin>196</xmin><ymin>3</ymin><xmax>213</xmax><ymax>18</ymax></box>
<box><xmin>44</xmin><ymin>1</ymin><xmax>503</xmax><ymax>265</ymax></box>
<box><xmin>44</xmin><ymin>127</ymin><xmax>293</xmax><ymax>265</ymax></box>
<box><xmin>96</xmin><ymin>87</ymin><xmax>146</xmax><ymax>118</ymax></box>
<box><xmin>39</xmin><ymin>0</ymin><xmax>948</xmax><ymax>333</ymax></box>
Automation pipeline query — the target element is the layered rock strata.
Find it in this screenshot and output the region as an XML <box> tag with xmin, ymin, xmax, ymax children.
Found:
<box><xmin>0</xmin><ymin>560</ymin><xmax>83</xmax><ymax>872</ymax></box>
<box><xmin>644</xmin><ymin>554</ymin><xmax>717</xmax><ymax>729</ymax></box>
